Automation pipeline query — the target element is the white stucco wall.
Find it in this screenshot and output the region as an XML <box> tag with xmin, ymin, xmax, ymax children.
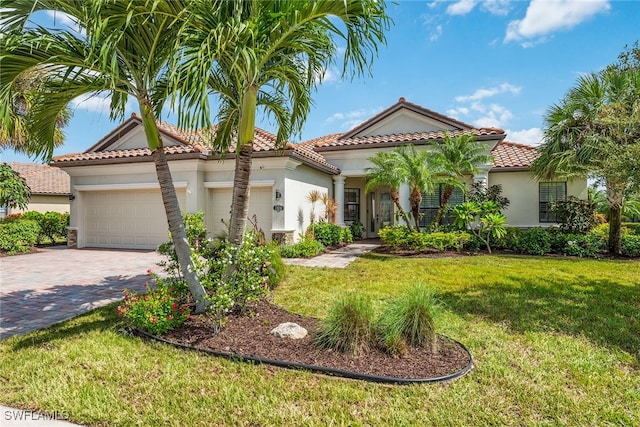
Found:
<box><xmin>283</xmin><ymin>164</ymin><xmax>333</xmax><ymax>239</ymax></box>
<box><xmin>489</xmin><ymin>170</ymin><xmax>588</xmax><ymax>227</ymax></box>
<box><xmin>354</xmin><ymin>110</ymin><xmax>456</xmax><ymax>137</ymax></box>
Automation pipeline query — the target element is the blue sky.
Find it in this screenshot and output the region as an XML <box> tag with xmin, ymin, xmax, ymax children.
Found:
<box><xmin>2</xmin><ymin>0</ymin><xmax>639</xmax><ymax>164</ymax></box>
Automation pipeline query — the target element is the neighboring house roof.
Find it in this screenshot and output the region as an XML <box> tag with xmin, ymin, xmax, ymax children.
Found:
<box><xmin>490</xmin><ymin>141</ymin><xmax>540</xmax><ymax>170</ymax></box>
<box><xmin>9</xmin><ymin>162</ymin><xmax>70</xmax><ymax>195</ymax></box>
<box><xmin>53</xmin><ymin>114</ymin><xmax>339</xmax><ymax>174</ymax></box>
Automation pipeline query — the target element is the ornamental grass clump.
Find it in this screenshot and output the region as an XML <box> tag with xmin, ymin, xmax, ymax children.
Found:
<box><xmin>376</xmin><ymin>285</ymin><xmax>439</xmax><ymax>357</ymax></box>
<box><xmin>314</xmin><ymin>292</ymin><xmax>375</xmax><ymax>355</ymax></box>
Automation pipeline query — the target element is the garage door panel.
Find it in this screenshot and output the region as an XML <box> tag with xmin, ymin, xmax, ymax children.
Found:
<box><xmin>83</xmin><ymin>189</ymin><xmax>185</xmax><ymax>249</ymax></box>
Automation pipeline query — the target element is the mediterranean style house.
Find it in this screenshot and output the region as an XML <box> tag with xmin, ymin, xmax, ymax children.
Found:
<box><xmin>52</xmin><ymin>98</ymin><xmax>587</xmax><ymax>250</ymax></box>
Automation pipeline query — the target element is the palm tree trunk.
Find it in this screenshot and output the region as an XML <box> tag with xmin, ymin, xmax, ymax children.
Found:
<box><xmin>390</xmin><ymin>190</ymin><xmax>413</xmax><ymax>232</ymax></box>
<box><xmin>139</xmin><ymin>101</ymin><xmax>208</xmax><ymax>313</ymax></box>
<box><xmin>409</xmin><ymin>187</ymin><xmax>422</xmax><ymax>231</ymax></box>
<box><xmin>228</xmin><ymin>84</ymin><xmax>258</xmax><ymax>245</ymax></box>
<box><xmin>606</xmin><ymin>181</ymin><xmax>624</xmax><ymax>255</ymax></box>
<box><xmin>432</xmin><ymin>185</ymin><xmax>454</xmax><ymax>227</ymax></box>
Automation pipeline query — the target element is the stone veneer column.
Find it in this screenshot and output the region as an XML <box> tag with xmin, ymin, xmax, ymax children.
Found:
<box><xmin>333</xmin><ymin>175</ymin><xmax>346</xmax><ymax>226</ymax></box>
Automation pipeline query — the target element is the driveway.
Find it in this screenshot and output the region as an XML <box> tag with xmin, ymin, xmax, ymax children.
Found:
<box><xmin>0</xmin><ymin>247</ymin><xmax>164</xmax><ymax>340</ymax></box>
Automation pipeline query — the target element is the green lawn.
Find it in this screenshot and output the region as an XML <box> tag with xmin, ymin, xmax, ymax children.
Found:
<box><xmin>1</xmin><ymin>254</ymin><xmax>639</xmax><ymax>426</ymax></box>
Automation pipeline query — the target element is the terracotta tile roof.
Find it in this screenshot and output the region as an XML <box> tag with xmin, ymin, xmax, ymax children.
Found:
<box><xmin>313</xmin><ymin>128</ymin><xmax>505</xmax><ymax>150</ymax></box>
<box><xmin>52</xmin><ymin>115</ymin><xmax>338</xmax><ymax>173</ymax></box>
<box><xmin>9</xmin><ymin>162</ymin><xmax>70</xmax><ymax>195</ymax></box>
<box><xmin>490</xmin><ymin>141</ymin><xmax>540</xmax><ymax>169</ymax></box>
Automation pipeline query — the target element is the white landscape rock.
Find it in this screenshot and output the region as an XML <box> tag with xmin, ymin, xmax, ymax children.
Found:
<box><xmin>270</xmin><ymin>322</ymin><xmax>308</xmax><ymax>339</ymax></box>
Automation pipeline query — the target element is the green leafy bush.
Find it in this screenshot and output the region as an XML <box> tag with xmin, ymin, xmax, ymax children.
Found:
<box><xmin>308</xmin><ymin>222</ymin><xmax>343</xmax><ymax>246</ymax></box>
<box><xmin>515</xmin><ymin>228</ymin><xmax>551</xmax><ymax>255</ymax></box>
<box><xmin>621</xmin><ymin>235</ymin><xmax>640</xmax><ymax>257</ymax></box>
<box><xmin>349</xmin><ymin>220</ymin><xmax>363</xmax><ymax>240</ymax></box>
<box><xmin>20</xmin><ymin>211</ymin><xmax>68</xmax><ymax>244</ymax></box>
<box><xmin>379</xmin><ymin>226</ymin><xmax>469</xmax><ymax>252</ymax></box>
<box><xmin>341</xmin><ymin>227</ymin><xmax>353</xmax><ymax>244</ymax></box>
<box><xmin>562</xmin><ymin>233</ymin><xmax>602</xmax><ymax>257</ymax></box>
<box><xmin>550</xmin><ymin>196</ymin><xmax>600</xmax><ymax>233</ymax></box>
<box><xmin>622</xmin><ymin>223</ymin><xmax>640</xmax><ymax>236</ymax></box>
<box><xmin>376</xmin><ymin>286</ymin><xmax>439</xmax><ymax>357</ymax></box>
<box><xmin>492</xmin><ymin>227</ymin><xmax>521</xmax><ymax>251</ymax></box>
<box><xmin>277</xmin><ymin>234</ymin><xmax>325</xmax><ymax>258</ymax></box>
<box><xmin>0</xmin><ymin>219</ymin><xmax>40</xmax><ymax>254</ymax></box>
<box><xmin>118</xmin><ymin>277</ymin><xmax>190</xmax><ymax>335</ymax></box>
<box><xmin>314</xmin><ymin>292</ymin><xmax>375</xmax><ymax>356</ymax></box>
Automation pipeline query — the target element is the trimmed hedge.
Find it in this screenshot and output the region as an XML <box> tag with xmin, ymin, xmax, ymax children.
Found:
<box><xmin>379</xmin><ymin>226</ymin><xmax>469</xmax><ymax>252</ymax></box>
<box><xmin>0</xmin><ymin>219</ymin><xmax>40</xmax><ymax>254</ymax></box>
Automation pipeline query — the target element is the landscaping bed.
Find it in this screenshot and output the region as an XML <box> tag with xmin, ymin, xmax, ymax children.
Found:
<box><xmin>158</xmin><ymin>298</ymin><xmax>471</xmax><ymax>382</ymax></box>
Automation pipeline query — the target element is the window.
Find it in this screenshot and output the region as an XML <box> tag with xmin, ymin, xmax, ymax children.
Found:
<box><xmin>344</xmin><ymin>188</ymin><xmax>360</xmax><ymax>223</ymax></box>
<box><xmin>419</xmin><ymin>185</ymin><xmax>464</xmax><ymax>228</ymax></box>
<box><xmin>539</xmin><ymin>182</ymin><xmax>566</xmax><ymax>222</ymax></box>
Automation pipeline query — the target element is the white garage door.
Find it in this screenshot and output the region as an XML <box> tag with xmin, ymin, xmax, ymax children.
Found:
<box><xmin>83</xmin><ymin>189</ymin><xmax>185</xmax><ymax>249</ymax></box>
<box><xmin>209</xmin><ymin>188</ymin><xmax>273</xmax><ymax>239</ymax></box>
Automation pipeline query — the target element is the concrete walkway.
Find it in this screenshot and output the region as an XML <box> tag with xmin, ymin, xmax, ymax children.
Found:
<box><xmin>283</xmin><ymin>240</ymin><xmax>380</xmax><ymax>268</ymax></box>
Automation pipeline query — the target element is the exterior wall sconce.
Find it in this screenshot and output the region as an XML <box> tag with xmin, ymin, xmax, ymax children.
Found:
<box><xmin>68</xmin><ymin>194</ymin><xmax>76</xmax><ymax>201</ymax></box>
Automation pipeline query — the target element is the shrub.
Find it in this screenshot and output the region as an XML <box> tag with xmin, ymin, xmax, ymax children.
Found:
<box><xmin>1</xmin><ymin>213</ymin><xmax>23</xmax><ymax>222</ymax></box>
<box><xmin>453</xmin><ymin>201</ymin><xmax>507</xmax><ymax>254</ymax></box>
<box><xmin>40</xmin><ymin>212</ymin><xmax>68</xmax><ymax>242</ymax></box>
<box><xmin>183</xmin><ymin>211</ymin><xmax>207</xmax><ymax>249</ymax></box>
<box><xmin>349</xmin><ymin>220</ymin><xmax>363</xmax><ymax>240</ymax></box>
<box><xmin>314</xmin><ymin>292</ymin><xmax>375</xmax><ymax>355</ymax></box>
<box><xmin>378</xmin><ymin>225</ymin><xmax>411</xmax><ymax>249</ymax></box>
<box><xmin>621</xmin><ymin>235</ymin><xmax>640</xmax><ymax>257</ymax></box>
<box><xmin>492</xmin><ymin>227</ymin><xmax>520</xmax><ymax>251</ymax></box>
<box><xmin>561</xmin><ymin>233</ymin><xmax>601</xmax><ymax>257</ymax></box>
<box><xmin>515</xmin><ymin>228</ymin><xmax>551</xmax><ymax>255</ymax></box>
<box><xmin>0</xmin><ymin>219</ymin><xmax>40</xmax><ymax>254</ymax></box>
<box><xmin>118</xmin><ymin>277</ymin><xmax>190</xmax><ymax>335</ymax></box>
<box><xmin>308</xmin><ymin>222</ymin><xmax>343</xmax><ymax>246</ymax></box>
<box><xmin>622</xmin><ymin>223</ymin><xmax>640</xmax><ymax>236</ymax></box>
<box><xmin>277</xmin><ymin>234</ymin><xmax>325</xmax><ymax>258</ymax></box>
<box><xmin>341</xmin><ymin>227</ymin><xmax>353</xmax><ymax>244</ymax></box>
<box><xmin>550</xmin><ymin>196</ymin><xmax>599</xmax><ymax>233</ymax></box>
<box><xmin>376</xmin><ymin>286</ymin><xmax>439</xmax><ymax>357</ymax></box>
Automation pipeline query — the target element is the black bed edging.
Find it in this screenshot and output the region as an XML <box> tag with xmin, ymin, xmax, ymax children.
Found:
<box><xmin>135</xmin><ymin>328</ymin><xmax>474</xmax><ymax>384</ymax></box>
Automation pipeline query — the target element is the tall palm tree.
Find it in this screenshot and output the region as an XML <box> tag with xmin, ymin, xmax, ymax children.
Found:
<box><xmin>364</xmin><ymin>150</ymin><xmax>414</xmax><ymax>231</ymax></box>
<box><xmin>532</xmin><ymin>63</ymin><xmax>640</xmax><ymax>254</ymax></box>
<box><xmin>0</xmin><ymin>68</ymin><xmax>71</xmax><ymax>159</ymax></box>
<box><xmin>0</xmin><ymin>0</ymin><xmax>210</xmax><ymax>311</ymax></box>
<box><xmin>175</xmin><ymin>1</ymin><xmax>390</xmax><ymax>245</ymax></box>
<box><xmin>395</xmin><ymin>144</ymin><xmax>437</xmax><ymax>231</ymax></box>
<box><xmin>430</xmin><ymin>133</ymin><xmax>492</xmax><ymax>226</ymax></box>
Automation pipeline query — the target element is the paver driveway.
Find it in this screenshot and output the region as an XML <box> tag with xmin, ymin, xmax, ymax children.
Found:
<box><xmin>0</xmin><ymin>247</ymin><xmax>163</xmax><ymax>340</ymax></box>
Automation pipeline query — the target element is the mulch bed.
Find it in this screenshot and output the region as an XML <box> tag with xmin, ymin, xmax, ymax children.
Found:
<box><xmin>162</xmin><ymin>299</ymin><xmax>471</xmax><ymax>381</ymax></box>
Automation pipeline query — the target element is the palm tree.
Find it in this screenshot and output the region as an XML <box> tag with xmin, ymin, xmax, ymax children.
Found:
<box><xmin>0</xmin><ymin>0</ymin><xmax>210</xmax><ymax>311</ymax></box>
<box><xmin>532</xmin><ymin>63</ymin><xmax>640</xmax><ymax>254</ymax></box>
<box><xmin>175</xmin><ymin>1</ymin><xmax>390</xmax><ymax>245</ymax></box>
<box><xmin>0</xmin><ymin>68</ymin><xmax>71</xmax><ymax>159</ymax></box>
<box><xmin>430</xmin><ymin>133</ymin><xmax>492</xmax><ymax>226</ymax></box>
<box><xmin>364</xmin><ymin>150</ymin><xmax>414</xmax><ymax>231</ymax></box>
<box><xmin>395</xmin><ymin>144</ymin><xmax>438</xmax><ymax>231</ymax></box>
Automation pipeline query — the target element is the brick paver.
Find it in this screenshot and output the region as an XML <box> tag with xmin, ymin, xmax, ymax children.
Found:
<box><xmin>0</xmin><ymin>247</ymin><xmax>163</xmax><ymax>340</ymax></box>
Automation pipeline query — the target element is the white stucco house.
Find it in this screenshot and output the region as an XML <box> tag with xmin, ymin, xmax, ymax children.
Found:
<box><xmin>0</xmin><ymin>163</ymin><xmax>70</xmax><ymax>219</ymax></box>
<box><xmin>52</xmin><ymin>98</ymin><xmax>587</xmax><ymax>250</ymax></box>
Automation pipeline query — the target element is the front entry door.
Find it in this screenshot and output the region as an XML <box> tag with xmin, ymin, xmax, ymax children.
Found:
<box><xmin>367</xmin><ymin>189</ymin><xmax>392</xmax><ymax>237</ymax></box>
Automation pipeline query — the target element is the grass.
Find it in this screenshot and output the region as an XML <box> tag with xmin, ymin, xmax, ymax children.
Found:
<box><xmin>1</xmin><ymin>254</ymin><xmax>639</xmax><ymax>425</ymax></box>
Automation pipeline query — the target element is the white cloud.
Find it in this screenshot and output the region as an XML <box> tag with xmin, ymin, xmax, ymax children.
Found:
<box><xmin>430</xmin><ymin>25</ymin><xmax>443</xmax><ymax>42</ymax></box>
<box><xmin>71</xmin><ymin>93</ymin><xmax>112</xmax><ymax>113</ymax></box>
<box><xmin>447</xmin><ymin>0</ymin><xmax>478</xmax><ymax>15</ymax></box>
<box><xmin>505</xmin><ymin>0</ymin><xmax>611</xmax><ymax>45</ymax></box>
<box><xmin>447</xmin><ymin>107</ymin><xmax>470</xmax><ymax>118</ymax></box>
<box><xmin>473</xmin><ymin>104</ymin><xmax>513</xmax><ymax>128</ymax></box>
<box><xmin>315</xmin><ymin>67</ymin><xmax>339</xmax><ymax>85</ymax></box>
<box><xmin>506</xmin><ymin>127</ymin><xmax>544</xmax><ymax>145</ymax></box>
<box><xmin>481</xmin><ymin>0</ymin><xmax>512</xmax><ymax>16</ymax></box>
<box><xmin>455</xmin><ymin>83</ymin><xmax>522</xmax><ymax>102</ymax></box>
<box><xmin>324</xmin><ymin>107</ymin><xmax>383</xmax><ymax>130</ymax></box>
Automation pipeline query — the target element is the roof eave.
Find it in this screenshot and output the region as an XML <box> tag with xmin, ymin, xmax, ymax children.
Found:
<box><xmin>52</xmin><ymin>152</ymin><xmax>207</xmax><ymax>168</ymax></box>
<box><xmin>316</xmin><ymin>133</ymin><xmax>505</xmax><ymax>152</ymax></box>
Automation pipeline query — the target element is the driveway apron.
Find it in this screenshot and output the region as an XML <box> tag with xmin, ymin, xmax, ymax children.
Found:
<box><xmin>0</xmin><ymin>247</ymin><xmax>163</xmax><ymax>340</ymax></box>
